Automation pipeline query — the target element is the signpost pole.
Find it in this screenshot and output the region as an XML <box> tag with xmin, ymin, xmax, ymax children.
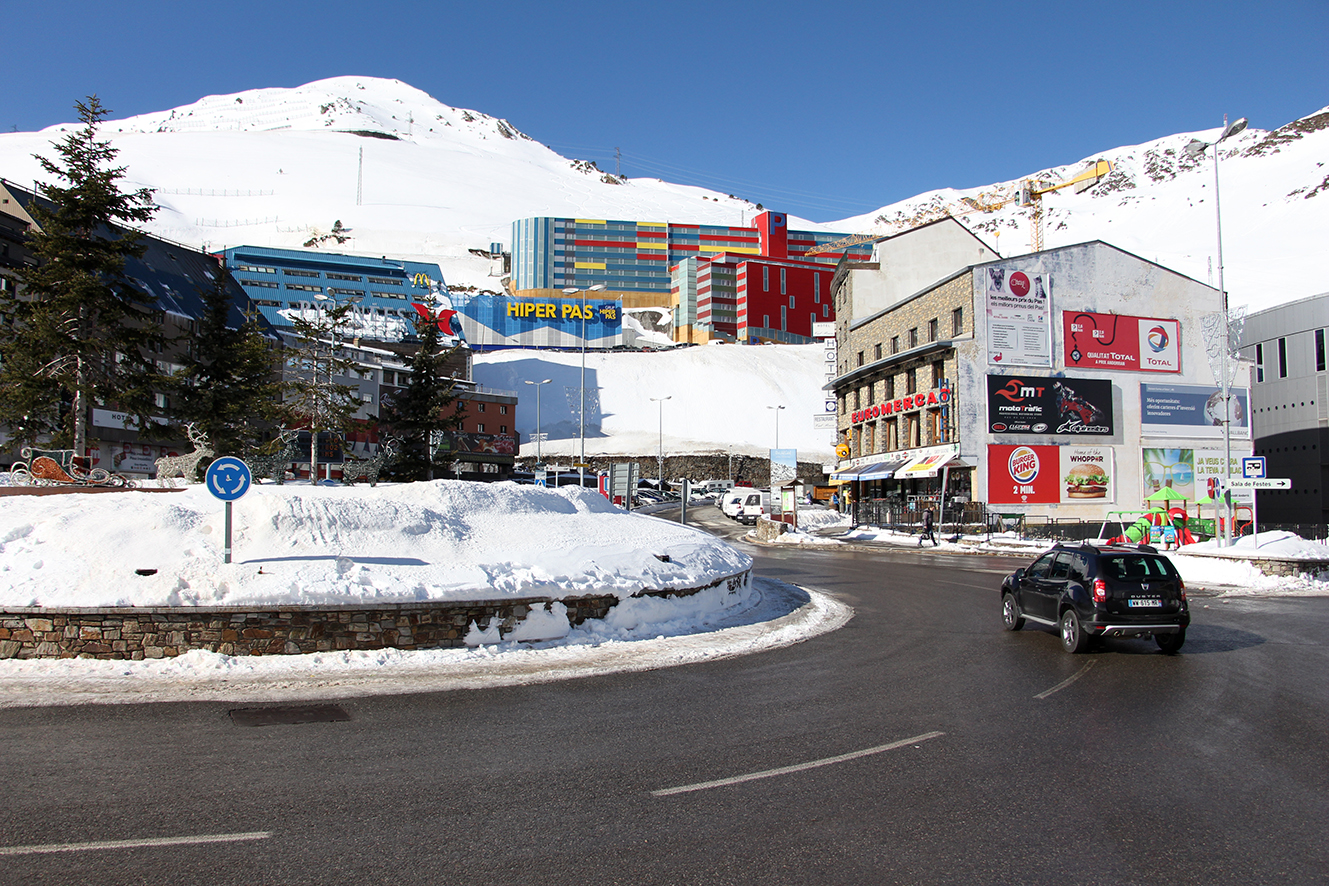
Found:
<box><xmin>224</xmin><ymin>501</ymin><xmax>233</xmax><ymax>564</ymax></box>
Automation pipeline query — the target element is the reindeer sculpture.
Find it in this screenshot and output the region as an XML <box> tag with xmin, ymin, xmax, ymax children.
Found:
<box><xmin>340</xmin><ymin>437</ymin><xmax>400</xmax><ymax>487</ymax></box>
<box><xmin>154</xmin><ymin>424</ymin><xmax>215</xmax><ymax>487</ymax></box>
<box><xmin>244</xmin><ymin>429</ymin><xmax>300</xmax><ymax>485</ymax></box>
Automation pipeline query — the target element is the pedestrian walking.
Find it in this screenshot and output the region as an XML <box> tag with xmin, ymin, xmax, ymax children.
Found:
<box><xmin>919</xmin><ymin>507</ymin><xmax>938</xmax><ymax>547</ymax></box>
<box><xmin>831</xmin><ymin>491</ymin><xmax>840</xmax><ymax>512</ymax></box>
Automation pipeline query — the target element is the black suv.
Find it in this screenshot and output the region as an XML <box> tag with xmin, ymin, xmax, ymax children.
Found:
<box><xmin>1001</xmin><ymin>542</ymin><xmax>1189</xmax><ymax>654</ymax></box>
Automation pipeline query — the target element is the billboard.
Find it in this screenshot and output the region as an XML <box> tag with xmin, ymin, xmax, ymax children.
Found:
<box><xmin>988</xmin><ymin>444</ymin><xmax>1116</xmax><ymax>505</ymax></box>
<box><xmin>1063</xmin><ymin>311</ymin><xmax>1181</xmax><ymax>373</ymax></box>
<box><xmin>452</xmin><ymin>294</ymin><xmax>623</xmax><ymax>348</ymax></box>
<box><xmin>987</xmin><ymin>375</ymin><xmax>1114</xmax><ymax>436</ymax></box>
<box><xmin>985</xmin><ymin>267</ymin><xmax>1051</xmax><ymax>367</ymax></box>
<box><xmin>1140</xmin><ymin>383</ymin><xmax>1249</xmax><ymax>439</ymax></box>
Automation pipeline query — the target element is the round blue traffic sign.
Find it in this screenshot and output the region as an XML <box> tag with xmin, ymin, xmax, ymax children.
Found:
<box><xmin>206</xmin><ymin>457</ymin><xmax>252</xmax><ymax>501</ymax></box>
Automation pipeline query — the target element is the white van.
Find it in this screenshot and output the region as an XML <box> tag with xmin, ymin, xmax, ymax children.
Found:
<box><xmin>699</xmin><ymin>479</ymin><xmax>734</xmax><ymax>496</ymax></box>
<box><xmin>736</xmin><ymin>489</ymin><xmax>771</xmax><ymax>525</ymax></box>
<box><xmin>720</xmin><ymin>489</ymin><xmax>747</xmax><ymax>519</ymax></box>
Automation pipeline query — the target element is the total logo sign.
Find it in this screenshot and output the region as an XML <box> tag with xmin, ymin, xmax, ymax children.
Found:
<box><xmin>1139</xmin><ymin>320</ymin><xmax>1180</xmax><ymax>370</ymax></box>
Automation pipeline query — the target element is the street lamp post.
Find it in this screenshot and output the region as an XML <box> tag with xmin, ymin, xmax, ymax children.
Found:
<box><xmin>563</xmin><ymin>283</ymin><xmax>606</xmax><ymax>490</ymax></box>
<box><xmin>650</xmin><ymin>395</ymin><xmax>671</xmax><ymax>490</ymax></box>
<box><xmin>523</xmin><ymin>378</ymin><xmax>552</xmax><ymax>465</ymax></box>
<box><xmin>767</xmin><ymin>404</ymin><xmax>786</xmax><ymax>450</ymax></box>
<box><xmin>1186</xmin><ymin>116</ymin><xmax>1247</xmax><ymax>547</ymax></box>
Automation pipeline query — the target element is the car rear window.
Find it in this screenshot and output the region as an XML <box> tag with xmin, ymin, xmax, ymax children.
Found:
<box><xmin>1101</xmin><ymin>555</ymin><xmax>1176</xmax><ymax>580</ymax></box>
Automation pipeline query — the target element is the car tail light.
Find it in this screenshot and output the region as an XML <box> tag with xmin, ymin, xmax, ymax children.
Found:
<box><xmin>1093</xmin><ymin>579</ymin><xmax>1107</xmax><ymax>603</ymax></box>
<box><xmin>1178</xmin><ymin>577</ymin><xmax>1186</xmax><ymax>602</ymax></box>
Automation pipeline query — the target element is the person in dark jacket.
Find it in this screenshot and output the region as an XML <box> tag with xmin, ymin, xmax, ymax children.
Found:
<box><xmin>919</xmin><ymin>507</ymin><xmax>937</xmax><ymax>547</ymax></box>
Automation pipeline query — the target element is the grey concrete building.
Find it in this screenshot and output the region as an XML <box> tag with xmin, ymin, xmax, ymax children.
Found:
<box><xmin>1239</xmin><ymin>291</ymin><xmax>1328</xmax><ymax>525</ymax></box>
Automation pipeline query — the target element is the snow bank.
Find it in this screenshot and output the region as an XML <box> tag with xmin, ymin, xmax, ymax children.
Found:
<box><xmin>0</xmin><ymin>482</ymin><xmax>751</xmax><ymax>609</ymax></box>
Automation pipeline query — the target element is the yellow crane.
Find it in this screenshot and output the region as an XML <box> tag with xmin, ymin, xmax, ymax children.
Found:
<box><xmin>807</xmin><ymin>160</ymin><xmax>1113</xmax><ymax>256</ymax></box>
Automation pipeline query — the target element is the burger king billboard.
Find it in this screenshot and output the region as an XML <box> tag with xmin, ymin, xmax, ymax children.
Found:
<box><xmin>988</xmin><ymin>444</ymin><xmax>1115</xmax><ymax>505</ymax></box>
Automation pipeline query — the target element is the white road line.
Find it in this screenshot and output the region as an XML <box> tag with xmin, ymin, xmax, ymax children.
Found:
<box><xmin>652</xmin><ymin>731</ymin><xmax>945</xmax><ymax>797</ymax></box>
<box><xmin>0</xmin><ymin>831</ymin><xmax>272</xmax><ymax>857</ymax></box>
<box><xmin>1035</xmin><ymin>659</ymin><xmax>1098</xmax><ymax>699</ymax></box>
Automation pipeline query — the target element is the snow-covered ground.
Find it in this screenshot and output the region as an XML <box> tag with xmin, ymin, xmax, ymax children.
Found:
<box><xmin>472</xmin><ymin>343</ymin><xmax>835</xmax><ymax>460</ymax></box>
<box><xmin>0</xmin><ymin>481</ymin><xmax>854</xmax><ymax>707</ymax></box>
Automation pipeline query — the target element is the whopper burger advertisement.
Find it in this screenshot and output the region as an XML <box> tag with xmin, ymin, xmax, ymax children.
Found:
<box><xmin>988</xmin><ymin>444</ymin><xmax>1115</xmax><ymax>505</ymax></box>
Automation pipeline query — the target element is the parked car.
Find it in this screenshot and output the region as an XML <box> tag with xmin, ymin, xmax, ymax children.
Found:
<box><xmin>735</xmin><ymin>489</ymin><xmax>771</xmax><ymax>525</ymax></box>
<box><xmin>1000</xmin><ymin>542</ymin><xmax>1189</xmax><ymax>654</ymax></box>
<box><xmin>719</xmin><ymin>490</ymin><xmax>746</xmax><ymax>518</ymax></box>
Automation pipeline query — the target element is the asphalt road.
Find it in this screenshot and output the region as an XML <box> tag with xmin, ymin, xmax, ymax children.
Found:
<box><xmin>1</xmin><ymin>509</ymin><xmax>1327</xmax><ymax>885</ymax></box>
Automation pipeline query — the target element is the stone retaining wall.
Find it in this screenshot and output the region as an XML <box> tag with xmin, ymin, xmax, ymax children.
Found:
<box><xmin>0</xmin><ymin>570</ymin><xmax>750</xmax><ymax>660</ymax></box>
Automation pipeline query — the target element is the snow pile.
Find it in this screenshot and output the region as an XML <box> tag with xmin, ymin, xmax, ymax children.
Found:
<box><xmin>1179</xmin><ymin>530</ymin><xmax>1329</xmax><ymax>560</ymax></box>
<box><xmin>0</xmin><ymin>482</ymin><xmax>752</xmax><ymax>609</ymax></box>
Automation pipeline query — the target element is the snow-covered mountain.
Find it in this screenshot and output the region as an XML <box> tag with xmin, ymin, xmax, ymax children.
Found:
<box><xmin>2</xmin><ymin>76</ymin><xmax>1324</xmax><ymax>310</ymax></box>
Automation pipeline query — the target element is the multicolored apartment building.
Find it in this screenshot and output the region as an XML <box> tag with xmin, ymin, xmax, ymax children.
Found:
<box><xmin>510</xmin><ymin>211</ymin><xmax>871</xmax><ymax>343</ymax></box>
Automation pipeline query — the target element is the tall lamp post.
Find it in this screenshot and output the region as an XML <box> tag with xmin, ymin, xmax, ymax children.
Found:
<box><xmin>650</xmin><ymin>395</ymin><xmax>671</xmax><ymax>490</ymax></box>
<box><xmin>523</xmin><ymin>378</ymin><xmax>552</xmax><ymax>465</ymax></box>
<box><xmin>767</xmin><ymin>404</ymin><xmax>786</xmax><ymax>450</ymax></box>
<box><xmin>1185</xmin><ymin>115</ymin><xmax>1247</xmax><ymax>547</ymax></box>
<box><xmin>563</xmin><ymin>283</ymin><xmax>606</xmax><ymax>489</ymax></box>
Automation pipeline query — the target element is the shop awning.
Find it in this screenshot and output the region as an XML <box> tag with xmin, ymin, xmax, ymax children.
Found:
<box><xmin>857</xmin><ymin>458</ymin><xmax>912</xmax><ymax>480</ymax></box>
<box><xmin>895</xmin><ymin>446</ymin><xmax>961</xmax><ymax>480</ymax></box>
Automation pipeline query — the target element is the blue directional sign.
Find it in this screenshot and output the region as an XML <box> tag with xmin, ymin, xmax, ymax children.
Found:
<box><xmin>1241</xmin><ymin>456</ymin><xmax>1267</xmax><ymax>480</ymax></box>
<box><xmin>206</xmin><ymin>457</ymin><xmax>252</xmax><ymax>501</ymax></box>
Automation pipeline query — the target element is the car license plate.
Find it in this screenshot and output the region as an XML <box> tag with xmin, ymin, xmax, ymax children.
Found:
<box><xmin>1129</xmin><ymin>598</ymin><xmax>1161</xmax><ymax>608</ymax></box>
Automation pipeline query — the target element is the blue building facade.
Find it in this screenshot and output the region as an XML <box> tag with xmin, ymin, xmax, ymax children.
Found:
<box><xmin>218</xmin><ymin>246</ymin><xmax>448</xmax><ymax>336</ymax></box>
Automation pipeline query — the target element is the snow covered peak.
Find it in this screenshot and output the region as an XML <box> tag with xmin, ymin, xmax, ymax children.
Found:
<box><xmin>51</xmin><ymin>76</ymin><xmax>537</xmax><ymax>149</ymax></box>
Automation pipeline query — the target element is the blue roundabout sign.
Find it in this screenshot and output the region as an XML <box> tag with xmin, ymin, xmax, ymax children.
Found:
<box><xmin>206</xmin><ymin>456</ymin><xmax>252</xmax><ymax>502</ymax></box>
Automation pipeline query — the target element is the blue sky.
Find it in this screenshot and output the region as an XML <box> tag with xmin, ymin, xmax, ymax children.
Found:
<box><xmin>6</xmin><ymin>0</ymin><xmax>1326</xmax><ymax>222</ymax></box>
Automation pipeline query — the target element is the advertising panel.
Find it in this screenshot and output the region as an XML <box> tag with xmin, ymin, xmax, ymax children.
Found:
<box><xmin>453</xmin><ymin>295</ymin><xmax>623</xmax><ymax>348</ymax></box>
<box><xmin>1063</xmin><ymin>311</ymin><xmax>1181</xmax><ymax>372</ymax></box>
<box><xmin>1140</xmin><ymin>383</ymin><xmax>1249</xmax><ymax>439</ymax></box>
<box><xmin>987</xmin><ymin>375</ymin><xmax>1114</xmax><ymax>436</ymax></box>
<box><xmin>987</xmin><ymin>444</ymin><xmax>1061</xmax><ymax>504</ymax></box>
<box><xmin>985</xmin><ymin>267</ymin><xmax>1051</xmax><ymax>367</ymax></box>
<box><xmin>1061</xmin><ymin>446</ymin><xmax>1114</xmax><ymax>504</ymax></box>
<box><xmin>1141</xmin><ymin>448</ymin><xmax>1196</xmax><ymax>501</ymax></box>
<box><xmin>1193</xmin><ymin>448</ymin><xmax>1254</xmax><ymax>505</ymax></box>
<box><xmin>770</xmin><ymin>448</ymin><xmax>798</xmax><ymax>486</ymax></box>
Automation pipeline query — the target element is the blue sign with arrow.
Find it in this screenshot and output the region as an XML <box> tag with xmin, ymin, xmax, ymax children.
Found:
<box><xmin>206</xmin><ymin>457</ymin><xmax>252</xmax><ymax>501</ymax></box>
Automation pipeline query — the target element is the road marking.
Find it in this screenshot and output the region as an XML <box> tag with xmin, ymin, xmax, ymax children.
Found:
<box><xmin>1035</xmin><ymin>659</ymin><xmax>1098</xmax><ymax>699</ymax></box>
<box><xmin>0</xmin><ymin>832</ymin><xmax>272</xmax><ymax>857</ymax></box>
<box><xmin>652</xmin><ymin>731</ymin><xmax>945</xmax><ymax>797</ymax></box>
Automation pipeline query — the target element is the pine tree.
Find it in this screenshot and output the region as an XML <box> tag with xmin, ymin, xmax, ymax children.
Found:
<box><xmin>0</xmin><ymin>96</ymin><xmax>161</xmax><ymax>453</ymax></box>
<box><xmin>170</xmin><ymin>259</ymin><xmax>283</xmax><ymax>456</ymax></box>
<box><xmin>380</xmin><ymin>308</ymin><xmax>465</xmax><ymax>480</ymax></box>
<box><xmin>282</xmin><ymin>299</ymin><xmax>362</xmax><ymax>481</ymax></box>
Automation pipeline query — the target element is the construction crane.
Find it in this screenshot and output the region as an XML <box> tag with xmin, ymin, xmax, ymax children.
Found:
<box><xmin>807</xmin><ymin>160</ymin><xmax>1113</xmax><ymax>256</ymax></box>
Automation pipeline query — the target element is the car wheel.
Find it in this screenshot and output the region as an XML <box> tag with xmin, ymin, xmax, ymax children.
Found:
<box><xmin>1002</xmin><ymin>593</ymin><xmax>1025</xmax><ymax>631</ymax></box>
<box><xmin>1155</xmin><ymin>629</ymin><xmax>1186</xmax><ymax>654</ymax></box>
<box><xmin>1060</xmin><ymin>608</ymin><xmax>1090</xmax><ymax>654</ymax></box>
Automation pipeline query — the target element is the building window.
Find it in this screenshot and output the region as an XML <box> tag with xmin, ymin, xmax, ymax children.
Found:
<box><xmin>822</xmin><ymin>304</ymin><xmax>829</xmax><ymax>318</ymax></box>
<box><xmin>865</xmin><ymin>423</ymin><xmax>875</xmax><ymax>454</ymax></box>
<box><xmin>500</xmin><ymin>425</ymin><xmax>508</xmax><ymax>434</ymax></box>
<box><xmin>928</xmin><ymin>318</ymin><xmax>938</xmax><ymax>342</ymax></box>
<box><xmin>885</xmin><ymin>376</ymin><xmax>895</xmax><ymax>399</ymax></box>
<box><xmin>814</xmin><ymin>274</ymin><xmax>821</xmax><ymax>301</ymax></box>
<box><xmin>874</xmin><ymin>343</ymin><xmax>882</xmax><ymax>361</ymax></box>
<box><xmin>477</xmin><ymin>423</ymin><xmax>485</xmax><ymax>433</ymax></box>
<box><xmin>857</xmin><ymin>351</ymin><xmax>864</xmax><ymax>367</ymax></box>
<box><xmin>933</xmin><ymin>361</ymin><xmax>945</xmax><ymax>386</ymax></box>
<box><xmin>285</xmin><ymin>269</ymin><xmax>320</xmax><ymax>278</ymax></box>
<box><xmin>952</xmin><ymin>307</ymin><xmax>964</xmax><ymax>336</ymax></box>
<box><xmin>1278</xmin><ymin>337</ymin><xmax>1288</xmax><ymax>378</ymax></box>
<box><xmin>780</xmin><ymin>268</ymin><xmax>787</xmax><ymax>295</ymax></box>
<box><xmin>477</xmin><ymin>402</ymin><xmax>486</xmax><ymax>412</ymax></box>
<box><xmin>763</xmin><ymin>266</ymin><xmax>769</xmax><ymax>291</ymax></box>
<box><xmin>327</xmin><ymin>273</ymin><xmax>362</xmax><ymax>282</ymax></box>
<box><xmin>907</xmin><ymin>368</ymin><xmax>916</xmax><ymax>395</ymax></box>
<box><xmin>499</xmin><ymin>405</ymin><xmax>508</xmax><ymax>415</ymax></box>
<box><xmin>909</xmin><ymin>327</ymin><xmax>919</xmax><ymax>348</ymax></box>
<box><xmin>1316</xmin><ymin>329</ymin><xmax>1326</xmax><ymax>373</ymax></box>
<box><xmin>1256</xmin><ymin>343</ymin><xmax>1265</xmax><ymax>383</ymax></box>
<box><xmin>891</xmin><ymin>336</ymin><xmax>900</xmax><ymax>354</ymax></box>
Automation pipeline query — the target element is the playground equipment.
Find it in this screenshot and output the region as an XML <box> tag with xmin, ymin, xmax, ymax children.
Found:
<box><xmin>1100</xmin><ymin>508</ymin><xmax>1199</xmax><ymax>548</ymax></box>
